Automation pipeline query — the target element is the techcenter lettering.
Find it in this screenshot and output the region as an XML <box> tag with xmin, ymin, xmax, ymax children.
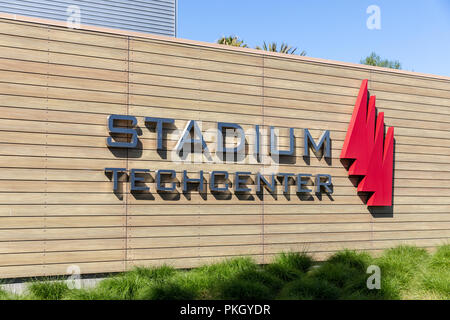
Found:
<box><xmin>104</xmin><ymin>168</ymin><xmax>333</xmax><ymax>195</ymax></box>
<box><xmin>340</xmin><ymin>79</ymin><xmax>395</xmax><ymax>207</ymax></box>
<box><xmin>104</xmin><ymin>116</ymin><xmax>333</xmax><ymax>198</ymax></box>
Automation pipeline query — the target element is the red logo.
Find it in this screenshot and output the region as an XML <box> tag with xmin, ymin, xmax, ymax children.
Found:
<box><xmin>340</xmin><ymin>79</ymin><xmax>394</xmax><ymax>207</ymax></box>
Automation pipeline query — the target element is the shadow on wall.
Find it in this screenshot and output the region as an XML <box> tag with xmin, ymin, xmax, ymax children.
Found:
<box><xmin>339</xmin><ymin>138</ymin><xmax>396</xmax><ymax>218</ymax></box>
<box><xmin>369</xmin><ymin>138</ymin><xmax>396</xmax><ymax>218</ymax></box>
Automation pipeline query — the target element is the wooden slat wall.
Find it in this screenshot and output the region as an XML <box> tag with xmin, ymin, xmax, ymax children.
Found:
<box><xmin>0</xmin><ymin>18</ymin><xmax>449</xmax><ymax>279</ymax></box>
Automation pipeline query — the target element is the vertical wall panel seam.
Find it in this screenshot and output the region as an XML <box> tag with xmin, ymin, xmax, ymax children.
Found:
<box><xmin>43</xmin><ymin>23</ymin><xmax>50</xmax><ymax>275</ymax></box>
<box><xmin>262</xmin><ymin>55</ymin><xmax>265</xmax><ymax>264</ymax></box>
<box><xmin>125</xmin><ymin>35</ymin><xmax>130</xmax><ymax>272</ymax></box>
<box><xmin>197</xmin><ymin>45</ymin><xmax>200</xmax><ymax>265</ymax></box>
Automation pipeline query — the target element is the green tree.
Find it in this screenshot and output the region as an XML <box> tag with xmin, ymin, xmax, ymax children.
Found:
<box><xmin>217</xmin><ymin>36</ymin><xmax>248</xmax><ymax>47</ymax></box>
<box><xmin>256</xmin><ymin>41</ymin><xmax>306</xmax><ymax>56</ymax></box>
<box><xmin>360</xmin><ymin>52</ymin><xmax>401</xmax><ymax>69</ymax></box>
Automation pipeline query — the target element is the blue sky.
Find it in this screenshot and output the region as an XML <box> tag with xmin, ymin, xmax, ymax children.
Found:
<box><xmin>178</xmin><ymin>0</ymin><xmax>450</xmax><ymax>77</ymax></box>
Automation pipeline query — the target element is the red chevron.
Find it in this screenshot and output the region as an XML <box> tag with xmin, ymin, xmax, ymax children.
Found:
<box><xmin>340</xmin><ymin>79</ymin><xmax>394</xmax><ymax>207</ymax></box>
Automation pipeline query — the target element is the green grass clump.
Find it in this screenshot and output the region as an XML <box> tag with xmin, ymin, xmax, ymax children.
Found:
<box><xmin>95</xmin><ymin>276</ymin><xmax>141</xmax><ymax>300</ymax></box>
<box><xmin>263</xmin><ymin>264</ymin><xmax>300</xmax><ymax>282</ymax></box>
<box><xmin>216</xmin><ymin>269</ymin><xmax>283</xmax><ymax>300</ymax></box>
<box><xmin>274</xmin><ymin>252</ymin><xmax>314</xmax><ymax>273</ymax></box>
<box><xmin>264</xmin><ymin>252</ymin><xmax>312</xmax><ymax>282</ymax></box>
<box><xmin>325</xmin><ymin>250</ymin><xmax>372</xmax><ymax>272</ymax></box>
<box><xmin>191</xmin><ymin>257</ymin><xmax>259</xmax><ymax>298</ymax></box>
<box><xmin>215</xmin><ymin>252</ymin><xmax>313</xmax><ymax>300</ymax></box>
<box><xmin>375</xmin><ymin>245</ymin><xmax>429</xmax><ymax>298</ymax></box>
<box><xmin>64</xmin><ymin>287</ymin><xmax>116</xmax><ymax>300</ymax></box>
<box><xmin>310</xmin><ymin>250</ymin><xmax>382</xmax><ymax>299</ymax></box>
<box><xmin>195</xmin><ymin>257</ymin><xmax>258</xmax><ymax>281</ymax></box>
<box><xmin>138</xmin><ymin>257</ymin><xmax>259</xmax><ymax>300</ymax></box>
<box><xmin>278</xmin><ymin>276</ymin><xmax>340</xmax><ymax>300</ymax></box>
<box><xmin>218</xmin><ymin>279</ymin><xmax>272</xmax><ymax>300</ymax></box>
<box><xmin>133</xmin><ymin>265</ymin><xmax>177</xmax><ymax>280</ymax></box>
<box><xmin>64</xmin><ymin>265</ymin><xmax>177</xmax><ymax>300</ymax></box>
<box><xmin>138</xmin><ymin>280</ymin><xmax>198</xmax><ymax>300</ymax></box>
<box><xmin>0</xmin><ymin>289</ymin><xmax>11</xmax><ymax>300</ymax></box>
<box><xmin>420</xmin><ymin>244</ymin><xmax>450</xmax><ymax>299</ymax></box>
<box><xmin>428</xmin><ymin>244</ymin><xmax>450</xmax><ymax>269</ymax></box>
<box><xmin>97</xmin><ymin>265</ymin><xmax>176</xmax><ymax>300</ymax></box>
<box><xmin>28</xmin><ymin>280</ymin><xmax>70</xmax><ymax>300</ymax></box>
<box><xmin>232</xmin><ymin>269</ymin><xmax>284</xmax><ymax>291</ymax></box>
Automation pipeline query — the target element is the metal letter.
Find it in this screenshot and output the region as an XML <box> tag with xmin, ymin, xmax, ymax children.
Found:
<box><xmin>304</xmin><ymin>129</ymin><xmax>331</xmax><ymax>158</ymax></box>
<box><xmin>217</xmin><ymin>122</ymin><xmax>245</xmax><ymax>154</ymax></box>
<box><xmin>175</xmin><ymin>120</ymin><xmax>208</xmax><ymax>154</ymax></box>
<box><xmin>210</xmin><ymin>171</ymin><xmax>229</xmax><ymax>192</ymax></box>
<box><xmin>297</xmin><ymin>174</ymin><xmax>312</xmax><ymax>193</ymax></box>
<box><xmin>107</xmin><ymin>114</ymin><xmax>138</xmax><ymax>148</ymax></box>
<box><xmin>182</xmin><ymin>170</ymin><xmax>204</xmax><ymax>192</ymax></box>
<box><xmin>256</xmin><ymin>172</ymin><xmax>276</xmax><ymax>193</ymax></box>
<box><xmin>104</xmin><ymin>168</ymin><xmax>127</xmax><ymax>191</ymax></box>
<box><xmin>315</xmin><ymin>174</ymin><xmax>333</xmax><ymax>193</ymax></box>
<box><xmin>278</xmin><ymin>173</ymin><xmax>294</xmax><ymax>193</ymax></box>
<box><xmin>130</xmin><ymin>169</ymin><xmax>150</xmax><ymax>191</ymax></box>
<box><xmin>145</xmin><ymin>117</ymin><xmax>174</xmax><ymax>150</ymax></box>
<box><xmin>234</xmin><ymin>172</ymin><xmax>251</xmax><ymax>192</ymax></box>
<box><xmin>270</xmin><ymin>127</ymin><xmax>294</xmax><ymax>156</ymax></box>
<box><xmin>156</xmin><ymin>169</ymin><xmax>176</xmax><ymax>192</ymax></box>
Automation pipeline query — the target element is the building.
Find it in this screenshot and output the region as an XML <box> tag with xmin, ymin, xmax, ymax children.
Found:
<box><xmin>0</xmin><ymin>12</ymin><xmax>448</xmax><ymax>279</ymax></box>
<box><xmin>0</xmin><ymin>0</ymin><xmax>176</xmax><ymax>36</ymax></box>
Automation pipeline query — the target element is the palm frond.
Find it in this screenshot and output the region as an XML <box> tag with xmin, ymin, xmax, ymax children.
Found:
<box><xmin>256</xmin><ymin>41</ymin><xmax>306</xmax><ymax>56</ymax></box>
